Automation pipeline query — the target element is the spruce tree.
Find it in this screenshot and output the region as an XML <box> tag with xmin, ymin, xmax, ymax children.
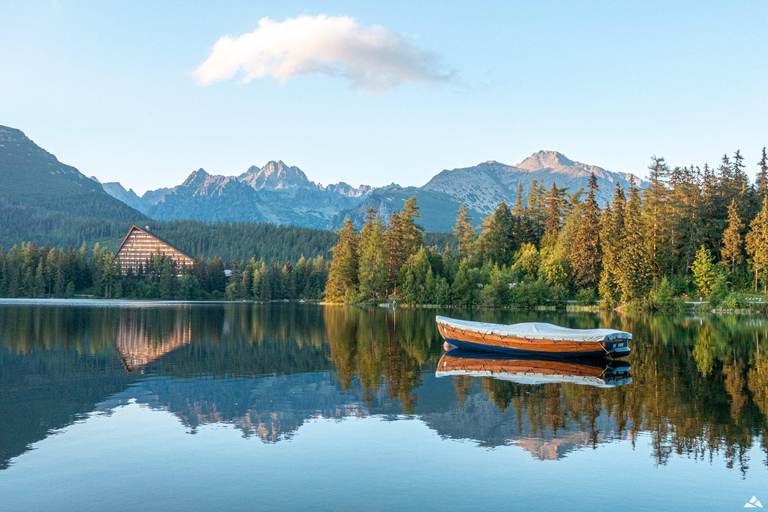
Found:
<box><xmin>159</xmin><ymin>259</ymin><xmax>179</xmax><ymax>300</ymax></box>
<box><xmin>452</xmin><ymin>204</ymin><xmax>476</xmax><ymax>259</ymax></box>
<box><xmin>325</xmin><ymin>217</ymin><xmax>360</xmax><ymax>302</ymax></box>
<box><xmin>617</xmin><ymin>178</ymin><xmax>650</xmax><ymax>301</ymax></box>
<box><xmin>757</xmin><ymin>147</ymin><xmax>768</xmax><ymax>201</ymax></box>
<box><xmin>721</xmin><ymin>199</ymin><xmax>744</xmax><ymax>275</ymax></box>
<box><xmin>692</xmin><ymin>245</ymin><xmax>717</xmax><ymax>297</ymax></box>
<box><xmin>541</xmin><ymin>182</ymin><xmax>563</xmax><ymax>249</ymax></box>
<box><xmin>746</xmin><ymin>196</ymin><xmax>768</xmax><ymax>292</ymax></box>
<box><xmin>571</xmin><ymin>172</ymin><xmax>601</xmax><ymax>290</ymax></box>
<box><xmin>598</xmin><ymin>183</ymin><xmax>626</xmax><ymax>304</ymax></box>
<box><xmin>385</xmin><ymin>210</ymin><xmax>404</xmax><ymax>294</ymax></box>
<box><xmin>358</xmin><ymin>207</ymin><xmax>387</xmax><ymax>300</ymax></box>
<box><xmin>643</xmin><ymin>156</ymin><xmax>671</xmax><ymax>284</ymax></box>
<box><xmin>400</xmin><ymin>196</ymin><xmax>424</xmax><ymax>258</ymax></box>
<box><xmin>475</xmin><ymin>200</ymin><xmax>515</xmax><ymax>267</ymax></box>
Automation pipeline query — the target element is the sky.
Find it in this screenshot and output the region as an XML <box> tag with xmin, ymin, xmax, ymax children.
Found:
<box><xmin>1</xmin><ymin>0</ymin><xmax>767</xmax><ymax>194</ymax></box>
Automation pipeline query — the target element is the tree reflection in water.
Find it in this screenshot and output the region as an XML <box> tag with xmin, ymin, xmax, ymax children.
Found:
<box><xmin>0</xmin><ymin>303</ymin><xmax>766</xmax><ymax>472</ymax></box>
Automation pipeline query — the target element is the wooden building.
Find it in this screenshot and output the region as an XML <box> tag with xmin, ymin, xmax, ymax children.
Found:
<box><xmin>114</xmin><ymin>225</ymin><xmax>193</xmax><ymax>275</ymax></box>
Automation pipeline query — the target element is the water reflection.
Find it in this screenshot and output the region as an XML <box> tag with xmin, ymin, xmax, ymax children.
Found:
<box><xmin>115</xmin><ymin>309</ymin><xmax>193</xmax><ymax>372</ymax></box>
<box><xmin>0</xmin><ymin>302</ymin><xmax>766</xmax><ymax>473</ymax></box>
<box><xmin>436</xmin><ymin>349</ymin><xmax>632</xmax><ymax>388</ymax></box>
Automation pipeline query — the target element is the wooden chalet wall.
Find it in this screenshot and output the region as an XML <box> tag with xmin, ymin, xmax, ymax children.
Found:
<box><xmin>113</xmin><ymin>225</ymin><xmax>194</xmax><ymax>275</ymax></box>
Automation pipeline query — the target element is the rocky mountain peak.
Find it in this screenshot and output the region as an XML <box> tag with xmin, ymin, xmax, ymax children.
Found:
<box><xmin>181</xmin><ymin>168</ymin><xmax>210</xmax><ymax>187</ymax></box>
<box><xmin>239</xmin><ymin>160</ymin><xmax>311</xmax><ymax>191</ymax></box>
<box><xmin>516</xmin><ymin>151</ymin><xmax>575</xmax><ymax>171</ymax></box>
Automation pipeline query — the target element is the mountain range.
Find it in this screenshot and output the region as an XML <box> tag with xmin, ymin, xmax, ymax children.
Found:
<box><xmin>0</xmin><ymin>123</ymin><xmax>647</xmax><ymax>241</ymax></box>
<box><xmin>99</xmin><ymin>160</ymin><xmax>372</xmax><ymax>229</ymax></box>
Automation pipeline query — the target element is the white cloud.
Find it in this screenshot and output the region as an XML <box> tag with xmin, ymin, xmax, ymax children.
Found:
<box><xmin>193</xmin><ymin>15</ymin><xmax>455</xmax><ymax>93</ymax></box>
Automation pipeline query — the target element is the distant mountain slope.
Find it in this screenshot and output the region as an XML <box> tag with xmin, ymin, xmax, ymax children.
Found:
<box><xmin>422</xmin><ymin>151</ymin><xmax>644</xmax><ymax>218</ymax></box>
<box><xmin>331</xmin><ymin>186</ymin><xmax>487</xmax><ymax>232</ymax></box>
<box><xmin>99</xmin><ymin>181</ymin><xmax>169</xmax><ymax>215</ymax></box>
<box><xmin>0</xmin><ymin>125</ymin><xmax>147</xmax><ymax>248</ymax></box>
<box><xmin>333</xmin><ymin>151</ymin><xmax>646</xmax><ymax>231</ymax></box>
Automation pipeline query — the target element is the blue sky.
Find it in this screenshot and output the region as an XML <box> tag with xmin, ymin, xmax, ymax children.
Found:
<box><xmin>1</xmin><ymin>1</ymin><xmax>767</xmax><ymax>193</ymax></box>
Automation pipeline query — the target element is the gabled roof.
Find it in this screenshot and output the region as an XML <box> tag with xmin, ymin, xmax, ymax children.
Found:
<box><xmin>113</xmin><ymin>225</ymin><xmax>194</xmax><ymax>261</ymax></box>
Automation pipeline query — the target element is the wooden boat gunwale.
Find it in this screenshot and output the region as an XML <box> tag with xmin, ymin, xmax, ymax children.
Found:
<box><xmin>436</xmin><ymin>316</ymin><xmax>631</xmax><ymax>358</ymax></box>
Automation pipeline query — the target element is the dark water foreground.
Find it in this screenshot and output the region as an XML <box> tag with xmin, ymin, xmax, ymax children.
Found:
<box><xmin>0</xmin><ymin>301</ymin><xmax>766</xmax><ymax>511</ymax></box>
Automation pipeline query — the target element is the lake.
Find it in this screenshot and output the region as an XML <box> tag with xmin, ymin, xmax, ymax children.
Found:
<box><xmin>0</xmin><ymin>300</ymin><xmax>766</xmax><ymax>511</ymax></box>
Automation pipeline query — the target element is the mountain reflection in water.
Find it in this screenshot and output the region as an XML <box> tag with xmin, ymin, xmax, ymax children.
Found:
<box><xmin>0</xmin><ymin>302</ymin><xmax>767</xmax><ymax>471</ymax></box>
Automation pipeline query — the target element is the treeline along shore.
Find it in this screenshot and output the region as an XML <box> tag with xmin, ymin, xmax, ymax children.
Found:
<box><xmin>2</xmin><ymin>149</ymin><xmax>768</xmax><ymax>310</ymax></box>
<box><xmin>326</xmin><ymin>150</ymin><xmax>768</xmax><ymax>311</ymax></box>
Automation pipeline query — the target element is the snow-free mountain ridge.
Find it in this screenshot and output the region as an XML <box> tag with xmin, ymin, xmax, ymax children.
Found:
<box><xmin>99</xmin><ymin>151</ymin><xmax>646</xmax><ymax>231</ymax></box>
<box><xmin>0</xmin><ymin>123</ymin><xmax>647</xmax><ymax>234</ymax></box>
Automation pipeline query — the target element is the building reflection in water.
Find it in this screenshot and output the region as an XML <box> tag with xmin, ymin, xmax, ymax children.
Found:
<box><xmin>114</xmin><ymin>309</ymin><xmax>193</xmax><ymax>373</ymax></box>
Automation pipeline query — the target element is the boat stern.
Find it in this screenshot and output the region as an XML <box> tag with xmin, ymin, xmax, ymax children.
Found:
<box><xmin>605</xmin><ymin>339</ymin><xmax>631</xmax><ymax>359</ymax></box>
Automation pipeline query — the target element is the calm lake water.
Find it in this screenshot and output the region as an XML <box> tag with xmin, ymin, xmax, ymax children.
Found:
<box><xmin>0</xmin><ymin>301</ymin><xmax>766</xmax><ymax>511</ymax></box>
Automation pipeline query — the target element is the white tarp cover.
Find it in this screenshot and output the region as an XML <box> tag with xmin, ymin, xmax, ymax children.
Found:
<box><xmin>435</xmin><ymin>369</ymin><xmax>632</xmax><ymax>388</ymax></box>
<box><xmin>436</xmin><ymin>316</ymin><xmax>632</xmax><ymax>342</ymax></box>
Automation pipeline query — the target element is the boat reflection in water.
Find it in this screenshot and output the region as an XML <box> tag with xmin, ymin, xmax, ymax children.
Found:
<box><xmin>436</xmin><ymin>348</ymin><xmax>632</xmax><ymax>388</ymax></box>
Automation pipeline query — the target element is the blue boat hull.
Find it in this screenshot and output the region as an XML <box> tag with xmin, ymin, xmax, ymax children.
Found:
<box><xmin>443</xmin><ymin>337</ymin><xmax>630</xmax><ymax>359</ymax></box>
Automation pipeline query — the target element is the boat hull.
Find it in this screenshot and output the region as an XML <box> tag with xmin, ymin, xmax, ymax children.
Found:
<box><xmin>437</xmin><ymin>320</ymin><xmax>630</xmax><ymax>358</ymax></box>
<box><xmin>436</xmin><ymin>349</ymin><xmax>632</xmax><ymax>388</ymax></box>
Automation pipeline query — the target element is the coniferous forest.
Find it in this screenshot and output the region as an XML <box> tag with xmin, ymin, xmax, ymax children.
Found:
<box><xmin>325</xmin><ymin>150</ymin><xmax>768</xmax><ymax>310</ymax></box>
<box><xmin>2</xmin><ymin>149</ymin><xmax>768</xmax><ymax>308</ymax></box>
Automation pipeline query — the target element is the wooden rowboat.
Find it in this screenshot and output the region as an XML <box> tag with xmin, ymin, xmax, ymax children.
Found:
<box><xmin>436</xmin><ymin>316</ymin><xmax>631</xmax><ymax>358</ymax></box>
<box><xmin>436</xmin><ymin>349</ymin><xmax>632</xmax><ymax>388</ymax></box>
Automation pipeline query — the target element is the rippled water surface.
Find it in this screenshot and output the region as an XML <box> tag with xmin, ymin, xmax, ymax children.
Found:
<box><xmin>0</xmin><ymin>301</ymin><xmax>766</xmax><ymax>511</ymax></box>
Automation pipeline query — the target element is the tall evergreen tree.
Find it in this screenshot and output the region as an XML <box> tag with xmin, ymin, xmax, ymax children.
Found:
<box><xmin>571</xmin><ymin>172</ymin><xmax>601</xmax><ymax>290</ymax></box>
<box><xmin>325</xmin><ymin>218</ymin><xmax>360</xmax><ymax>302</ymax></box>
<box><xmin>692</xmin><ymin>245</ymin><xmax>717</xmax><ymax>297</ymax></box>
<box><xmin>358</xmin><ymin>207</ymin><xmax>387</xmax><ymax>300</ymax></box>
<box><xmin>475</xmin><ymin>200</ymin><xmax>516</xmax><ymax>267</ymax></box>
<box><xmin>453</xmin><ymin>204</ymin><xmax>476</xmax><ymax>259</ymax></box>
<box><xmin>598</xmin><ymin>183</ymin><xmax>626</xmax><ymax>304</ymax></box>
<box><xmin>400</xmin><ymin>196</ymin><xmax>424</xmax><ymax>258</ymax></box>
<box><xmin>757</xmin><ymin>147</ymin><xmax>768</xmax><ymax>207</ymax></box>
<box><xmin>384</xmin><ymin>210</ymin><xmax>404</xmax><ymax>293</ymax></box>
<box><xmin>722</xmin><ymin>199</ymin><xmax>744</xmax><ymax>275</ymax></box>
<box><xmin>541</xmin><ymin>182</ymin><xmax>564</xmax><ymax>249</ymax></box>
<box><xmin>617</xmin><ymin>179</ymin><xmax>650</xmax><ymax>301</ymax></box>
<box><xmin>746</xmin><ymin>196</ymin><xmax>768</xmax><ymax>292</ymax></box>
<box><xmin>643</xmin><ymin>156</ymin><xmax>671</xmax><ymax>283</ymax></box>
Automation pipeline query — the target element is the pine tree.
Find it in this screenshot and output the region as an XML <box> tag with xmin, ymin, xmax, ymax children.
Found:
<box><xmin>598</xmin><ymin>183</ymin><xmax>626</xmax><ymax>304</ymax></box>
<box><xmin>746</xmin><ymin>196</ymin><xmax>768</xmax><ymax>292</ymax></box>
<box><xmin>541</xmin><ymin>182</ymin><xmax>563</xmax><ymax>249</ymax></box>
<box><xmin>757</xmin><ymin>147</ymin><xmax>768</xmax><ymax>201</ymax></box>
<box><xmin>643</xmin><ymin>156</ymin><xmax>671</xmax><ymax>284</ymax></box>
<box><xmin>571</xmin><ymin>172</ymin><xmax>601</xmax><ymax>290</ymax></box>
<box><xmin>325</xmin><ymin>217</ymin><xmax>360</xmax><ymax>302</ymax></box>
<box><xmin>452</xmin><ymin>204</ymin><xmax>476</xmax><ymax>259</ymax></box>
<box><xmin>34</xmin><ymin>259</ymin><xmax>45</xmax><ymax>297</ymax></box>
<box><xmin>617</xmin><ymin>179</ymin><xmax>650</xmax><ymax>301</ymax></box>
<box><xmin>159</xmin><ymin>258</ymin><xmax>179</xmax><ymax>300</ymax></box>
<box><xmin>475</xmin><ymin>200</ymin><xmax>515</xmax><ymax>267</ymax></box>
<box><xmin>358</xmin><ymin>207</ymin><xmax>387</xmax><ymax>300</ymax></box>
<box><xmin>721</xmin><ymin>199</ymin><xmax>744</xmax><ymax>275</ymax></box>
<box><xmin>451</xmin><ymin>260</ymin><xmax>473</xmax><ymax>306</ymax></box>
<box><xmin>400</xmin><ymin>196</ymin><xmax>424</xmax><ymax>257</ymax></box>
<box><xmin>385</xmin><ymin>210</ymin><xmax>404</xmax><ymax>294</ymax></box>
